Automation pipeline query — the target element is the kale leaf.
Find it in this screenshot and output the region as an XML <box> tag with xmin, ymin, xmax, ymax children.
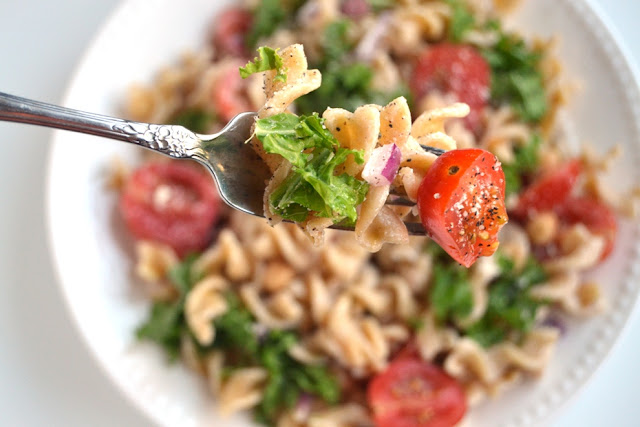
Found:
<box><xmin>211</xmin><ymin>293</ymin><xmax>259</xmax><ymax>359</ymax></box>
<box><xmin>246</xmin><ymin>0</ymin><xmax>288</xmax><ymax>49</ymax></box>
<box><xmin>255</xmin><ymin>330</ymin><xmax>340</xmax><ymax>424</ymax></box>
<box><xmin>501</xmin><ymin>133</ymin><xmax>542</xmax><ymax>196</ymax></box>
<box><xmin>445</xmin><ymin>0</ymin><xmax>475</xmax><ymax>42</ymax></box>
<box><xmin>240</xmin><ymin>46</ymin><xmax>287</xmax><ymax>83</ymax></box>
<box><xmin>425</xmin><ymin>241</ymin><xmax>474</xmax><ymax>324</ymax></box>
<box><xmin>171</xmin><ymin>109</ymin><xmax>214</xmax><ymax>134</ymax></box>
<box><xmin>136</xmin><ymin>255</ymin><xmax>201</xmax><ymax>361</ymax></box>
<box><xmin>482</xmin><ymin>28</ymin><xmax>548</xmax><ymax>123</ymax></box>
<box><xmin>429</xmin><ymin>263</ymin><xmax>474</xmax><ymax>324</ymax></box>
<box><xmin>254</xmin><ymin>113</ymin><xmax>369</xmax><ymax>223</ymax></box>
<box><xmin>367</xmin><ymin>0</ymin><xmax>394</xmax><ymax>11</ymax></box>
<box><xmin>424</xmin><ymin>242</ymin><xmax>549</xmax><ymax>348</ymax></box>
<box><xmin>465</xmin><ymin>254</ymin><xmax>548</xmax><ymax>347</ymax></box>
<box><xmin>295</xmin><ymin>19</ymin><xmax>410</xmax><ymax>114</ymax></box>
<box><xmin>201</xmin><ymin>293</ymin><xmax>341</xmax><ymax>425</ymax></box>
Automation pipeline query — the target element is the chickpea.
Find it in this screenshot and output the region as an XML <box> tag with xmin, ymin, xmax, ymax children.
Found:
<box><xmin>526</xmin><ymin>211</ymin><xmax>559</xmax><ymax>245</ymax></box>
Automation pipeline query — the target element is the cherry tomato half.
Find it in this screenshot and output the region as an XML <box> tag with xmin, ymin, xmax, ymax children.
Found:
<box><xmin>410</xmin><ymin>44</ymin><xmax>490</xmax><ymax>135</ymax></box>
<box><xmin>555</xmin><ymin>196</ymin><xmax>618</xmax><ymax>261</ymax></box>
<box><xmin>120</xmin><ymin>161</ymin><xmax>220</xmax><ymax>257</ymax></box>
<box><xmin>513</xmin><ymin>159</ymin><xmax>582</xmax><ymax>219</ymax></box>
<box><xmin>211</xmin><ymin>7</ymin><xmax>252</xmax><ymax>58</ymax></box>
<box><xmin>212</xmin><ymin>62</ymin><xmax>254</xmax><ymax>124</ymax></box>
<box><xmin>417</xmin><ymin>148</ymin><xmax>508</xmax><ymax>267</ymax></box>
<box><xmin>367</xmin><ymin>357</ymin><xmax>467</xmax><ymax>427</ymax></box>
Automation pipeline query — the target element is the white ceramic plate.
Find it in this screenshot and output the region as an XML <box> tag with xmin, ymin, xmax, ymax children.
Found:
<box><xmin>46</xmin><ymin>0</ymin><xmax>640</xmax><ymax>426</ymax></box>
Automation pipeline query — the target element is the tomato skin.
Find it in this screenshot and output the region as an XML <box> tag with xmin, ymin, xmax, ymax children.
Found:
<box><xmin>410</xmin><ymin>44</ymin><xmax>490</xmax><ymax>134</ymax></box>
<box><xmin>417</xmin><ymin>149</ymin><xmax>508</xmax><ymax>267</ymax></box>
<box><xmin>211</xmin><ymin>7</ymin><xmax>252</xmax><ymax>58</ymax></box>
<box><xmin>368</xmin><ymin>358</ymin><xmax>467</xmax><ymax>427</ymax></box>
<box><xmin>120</xmin><ymin>161</ymin><xmax>220</xmax><ymax>257</ymax></box>
<box><xmin>555</xmin><ymin>196</ymin><xmax>618</xmax><ymax>261</ymax></box>
<box><xmin>212</xmin><ymin>62</ymin><xmax>253</xmax><ymax>124</ymax></box>
<box><xmin>513</xmin><ymin>159</ymin><xmax>582</xmax><ymax>219</ymax></box>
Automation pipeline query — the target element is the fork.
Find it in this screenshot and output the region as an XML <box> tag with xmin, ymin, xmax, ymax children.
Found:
<box><xmin>0</xmin><ymin>91</ymin><xmax>434</xmax><ymax>235</ymax></box>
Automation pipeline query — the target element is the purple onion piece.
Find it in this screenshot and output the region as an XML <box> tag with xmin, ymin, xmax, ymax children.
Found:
<box><xmin>294</xmin><ymin>393</ymin><xmax>313</xmax><ymax>420</ymax></box>
<box><xmin>252</xmin><ymin>323</ymin><xmax>269</xmax><ymax>343</ymax></box>
<box><xmin>341</xmin><ymin>0</ymin><xmax>370</xmax><ymax>19</ymax></box>
<box><xmin>362</xmin><ymin>143</ymin><xmax>402</xmax><ymax>187</ymax></box>
<box><xmin>296</xmin><ymin>1</ymin><xmax>319</xmax><ymax>26</ymax></box>
<box><xmin>354</xmin><ymin>12</ymin><xmax>392</xmax><ymax>62</ymax></box>
<box><xmin>541</xmin><ymin>315</ymin><xmax>566</xmax><ymax>336</ymax></box>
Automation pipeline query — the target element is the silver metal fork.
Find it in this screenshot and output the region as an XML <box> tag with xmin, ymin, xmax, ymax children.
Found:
<box><xmin>0</xmin><ymin>92</ymin><xmax>429</xmax><ymax>234</ymax></box>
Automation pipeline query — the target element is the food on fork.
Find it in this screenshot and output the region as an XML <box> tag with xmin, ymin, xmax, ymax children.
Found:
<box><xmin>240</xmin><ymin>44</ymin><xmax>507</xmax><ymax>264</ymax></box>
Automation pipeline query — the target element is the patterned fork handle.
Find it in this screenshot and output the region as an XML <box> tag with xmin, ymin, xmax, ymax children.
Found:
<box><xmin>0</xmin><ymin>91</ymin><xmax>204</xmax><ymax>159</ymax></box>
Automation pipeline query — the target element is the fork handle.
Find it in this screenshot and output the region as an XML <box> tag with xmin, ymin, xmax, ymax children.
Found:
<box><xmin>0</xmin><ymin>91</ymin><xmax>201</xmax><ymax>158</ymax></box>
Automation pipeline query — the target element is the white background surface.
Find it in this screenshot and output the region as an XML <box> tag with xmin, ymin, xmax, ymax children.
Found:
<box><xmin>0</xmin><ymin>1</ymin><xmax>638</xmax><ymax>426</ymax></box>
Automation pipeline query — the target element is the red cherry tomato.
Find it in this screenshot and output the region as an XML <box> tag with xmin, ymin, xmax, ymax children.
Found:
<box><xmin>410</xmin><ymin>44</ymin><xmax>490</xmax><ymax>134</ymax></box>
<box><xmin>120</xmin><ymin>161</ymin><xmax>220</xmax><ymax>257</ymax></box>
<box><xmin>367</xmin><ymin>357</ymin><xmax>467</xmax><ymax>427</ymax></box>
<box><xmin>211</xmin><ymin>7</ymin><xmax>252</xmax><ymax>58</ymax></box>
<box><xmin>513</xmin><ymin>159</ymin><xmax>582</xmax><ymax>219</ymax></box>
<box><xmin>555</xmin><ymin>196</ymin><xmax>618</xmax><ymax>261</ymax></box>
<box><xmin>212</xmin><ymin>63</ymin><xmax>253</xmax><ymax>124</ymax></box>
<box><xmin>417</xmin><ymin>148</ymin><xmax>508</xmax><ymax>267</ymax></box>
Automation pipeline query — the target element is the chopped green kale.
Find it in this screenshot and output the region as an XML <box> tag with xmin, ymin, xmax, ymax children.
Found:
<box><xmin>429</xmin><ymin>263</ymin><xmax>474</xmax><ymax>324</ymax></box>
<box><xmin>501</xmin><ymin>133</ymin><xmax>542</xmax><ymax>195</ymax></box>
<box><xmin>367</xmin><ymin>0</ymin><xmax>395</xmax><ymax>11</ymax></box>
<box><xmin>465</xmin><ymin>254</ymin><xmax>548</xmax><ymax>347</ymax></box>
<box><xmin>295</xmin><ymin>19</ymin><xmax>409</xmax><ymax>114</ymax></box>
<box><xmin>139</xmin><ymin>261</ymin><xmax>341</xmax><ymax>425</ymax></box>
<box><xmin>206</xmin><ymin>294</ymin><xmax>340</xmax><ymax>425</ymax></box>
<box><xmin>482</xmin><ymin>28</ymin><xmax>548</xmax><ymax>122</ymax></box>
<box><xmin>211</xmin><ymin>293</ymin><xmax>259</xmax><ymax>359</ymax></box>
<box><xmin>246</xmin><ymin>0</ymin><xmax>288</xmax><ymax>49</ymax></box>
<box><xmin>408</xmin><ymin>316</ymin><xmax>426</xmax><ymax>331</ymax></box>
<box><xmin>445</xmin><ymin>0</ymin><xmax>475</xmax><ymax>42</ymax></box>
<box><xmin>425</xmin><ymin>242</ymin><xmax>474</xmax><ymax>323</ymax></box>
<box><xmin>240</xmin><ymin>47</ymin><xmax>287</xmax><ymax>83</ymax></box>
<box><xmin>323</xmin><ymin>20</ymin><xmax>352</xmax><ymax>64</ymax></box>
<box><xmin>171</xmin><ymin>109</ymin><xmax>214</xmax><ymax>134</ymax></box>
<box><xmin>254</xmin><ymin>113</ymin><xmax>369</xmax><ymax>223</ymax></box>
<box><xmin>255</xmin><ymin>330</ymin><xmax>340</xmax><ymax>424</ymax></box>
<box><xmin>424</xmin><ymin>242</ymin><xmax>549</xmax><ymax>348</ymax></box>
<box><xmin>136</xmin><ymin>255</ymin><xmax>201</xmax><ymax>360</ymax></box>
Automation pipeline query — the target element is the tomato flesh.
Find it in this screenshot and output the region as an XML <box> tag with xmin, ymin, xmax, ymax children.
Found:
<box><xmin>513</xmin><ymin>159</ymin><xmax>617</xmax><ymax>263</ymax></box>
<box><xmin>513</xmin><ymin>159</ymin><xmax>582</xmax><ymax>219</ymax></box>
<box><xmin>555</xmin><ymin>196</ymin><xmax>618</xmax><ymax>261</ymax></box>
<box><xmin>368</xmin><ymin>358</ymin><xmax>467</xmax><ymax>427</ymax></box>
<box><xmin>212</xmin><ymin>62</ymin><xmax>253</xmax><ymax>124</ymax></box>
<box><xmin>211</xmin><ymin>7</ymin><xmax>252</xmax><ymax>58</ymax></box>
<box><xmin>417</xmin><ymin>148</ymin><xmax>508</xmax><ymax>267</ymax></box>
<box><xmin>120</xmin><ymin>161</ymin><xmax>220</xmax><ymax>257</ymax></box>
<box><xmin>410</xmin><ymin>44</ymin><xmax>490</xmax><ymax>135</ymax></box>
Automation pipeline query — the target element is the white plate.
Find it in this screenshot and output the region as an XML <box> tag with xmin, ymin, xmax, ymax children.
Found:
<box><xmin>46</xmin><ymin>0</ymin><xmax>640</xmax><ymax>426</ymax></box>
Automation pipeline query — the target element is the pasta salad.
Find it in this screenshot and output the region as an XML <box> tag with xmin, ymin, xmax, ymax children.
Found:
<box><xmin>114</xmin><ymin>0</ymin><xmax>621</xmax><ymax>426</ymax></box>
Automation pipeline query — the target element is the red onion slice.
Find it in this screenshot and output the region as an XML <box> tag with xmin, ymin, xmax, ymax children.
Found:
<box><xmin>354</xmin><ymin>12</ymin><xmax>392</xmax><ymax>62</ymax></box>
<box><xmin>294</xmin><ymin>393</ymin><xmax>313</xmax><ymax>421</ymax></box>
<box><xmin>362</xmin><ymin>143</ymin><xmax>402</xmax><ymax>187</ymax></box>
<box><xmin>297</xmin><ymin>1</ymin><xmax>320</xmax><ymax>26</ymax></box>
<box><xmin>341</xmin><ymin>0</ymin><xmax>370</xmax><ymax>19</ymax></box>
